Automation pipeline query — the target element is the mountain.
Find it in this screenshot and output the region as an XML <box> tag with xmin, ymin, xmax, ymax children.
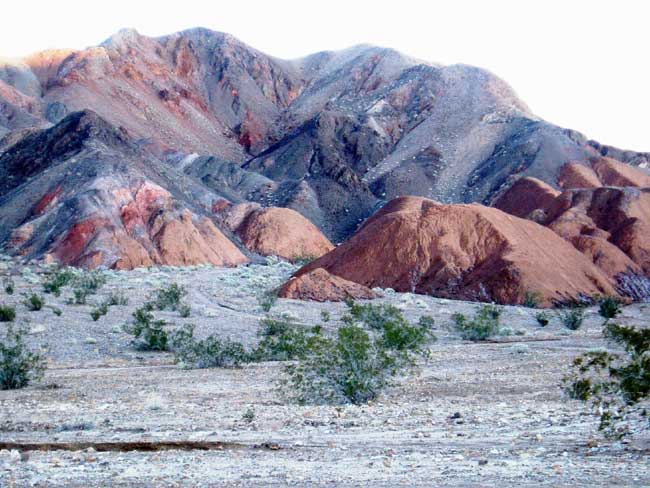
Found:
<box><xmin>2</xmin><ymin>28</ymin><xmax>648</xmax><ymax>244</ymax></box>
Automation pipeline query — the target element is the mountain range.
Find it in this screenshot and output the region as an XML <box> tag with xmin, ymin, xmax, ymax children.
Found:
<box><xmin>1</xmin><ymin>27</ymin><xmax>649</xmax><ymax>304</ymax></box>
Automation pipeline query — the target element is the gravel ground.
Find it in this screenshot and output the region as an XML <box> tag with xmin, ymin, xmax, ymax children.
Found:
<box><xmin>0</xmin><ymin>256</ymin><xmax>649</xmax><ymax>486</ymax></box>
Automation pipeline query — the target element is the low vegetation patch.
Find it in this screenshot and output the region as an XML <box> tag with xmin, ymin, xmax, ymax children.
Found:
<box><xmin>0</xmin><ymin>305</ymin><xmax>16</xmax><ymax>322</ymax></box>
<box><xmin>90</xmin><ymin>303</ymin><xmax>109</xmax><ymax>322</ymax></box>
<box><xmin>522</xmin><ymin>291</ymin><xmax>542</xmax><ymax>308</ymax></box>
<box><xmin>42</xmin><ymin>268</ymin><xmax>75</xmax><ymax>296</ymax></box>
<box><xmin>0</xmin><ymin>323</ymin><xmax>46</xmax><ymax>390</ymax></box>
<box><xmin>535</xmin><ymin>311</ymin><xmax>550</xmax><ymax>327</ymax></box>
<box><xmin>451</xmin><ymin>305</ymin><xmax>502</xmax><ymax>341</ymax></box>
<box><xmin>3</xmin><ymin>277</ymin><xmax>15</xmax><ymax>295</ymax></box>
<box><xmin>172</xmin><ymin>324</ymin><xmax>249</xmax><ymax>368</ymax></box>
<box><xmin>558</xmin><ymin>307</ymin><xmax>585</xmax><ymax>330</ymax></box>
<box><xmin>598</xmin><ymin>296</ymin><xmax>623</xmax><ymax>321</ymax></box>
<box><xmin>23</xmin><ymin>293</ymin><xmax>44</xmax><ymax>312</ymax></box>
<box><xmin>123</xmin><ymin>307</ymin><xmax>170</xmax><ymax>351</ymax></box>
<box><xmin>106</xmin><ymin>291</ymin><xmax>129</xmax><ymax>306</ymax></box>
<box><xmin>152</xmin><ymin>283</ymin><xmax>187</xmax><ymax>312</ymax></box>
<box><xmin>564</xmin><ymin>321</ymin><xmax>650</xmax><ymax>437</ymax></box>
<box><xmin>257</xmin><ymin>288</ymin><xmax>278</xmax><ymax>312</ymax></box>
<box><xmin>253</xmin><ymin>315</ymin><xmax>327</xmax><ymax>361</ymax></box>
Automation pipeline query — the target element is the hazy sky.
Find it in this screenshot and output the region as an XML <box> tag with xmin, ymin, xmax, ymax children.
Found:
<box><xmin>2</xmin><ymin>0</ymin><xmax>648</xmax><ymax>151</ymax></box>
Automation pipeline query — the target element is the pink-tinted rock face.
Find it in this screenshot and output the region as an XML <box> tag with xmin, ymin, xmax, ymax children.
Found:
<box><xmin>492</xmin><ymin>177</ymin><xmax>560</xmax><ymax>220</ymax></box>
<box><xmin>559</xmin><ymin>157</ymin><xmax>650</xmax><ymax>190</ymax></box>
<box><xmin>281</xmin><ymin>196</ymin><xmax>617</xmax><ymax>306</ymax></box>
<box><xmin>545</xmin><ymin>187</ymin><xmax>650</xmax><ymax>276</ymax></box>
<box><xmin>215</xmin><ymin>203</ymin><xmax>334</xmax><ymax>262</ymax></box>
<box><xmin>278</xmin><ymin>268</ymin><xmax>377</xmax><ymax>302</ymax></box>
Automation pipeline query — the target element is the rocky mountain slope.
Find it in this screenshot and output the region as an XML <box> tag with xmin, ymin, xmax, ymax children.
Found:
<box><xmin>2</xmin><ymin>28</ymin><xmax>649</xmax><ymax>242</ymax></box>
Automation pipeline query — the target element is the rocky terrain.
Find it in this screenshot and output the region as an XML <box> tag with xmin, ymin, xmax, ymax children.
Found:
<box><xmin>0</xmin><ymin>256</ymin><xmax>649</xmax><ymax>486</ymax></box>
<box><xmin>2</xmin><ymin>28</ymin><xmax>650</xmax><ymax>244</ymax></box>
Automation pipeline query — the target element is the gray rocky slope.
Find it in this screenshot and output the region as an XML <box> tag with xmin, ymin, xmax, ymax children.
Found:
<box><xmin>1</xmin><ymin>28</ymin><xmax>649</xmax><ymax>243</ymax></box>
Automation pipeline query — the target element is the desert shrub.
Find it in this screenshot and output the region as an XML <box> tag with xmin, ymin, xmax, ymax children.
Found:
<box><xmin>123</xmin><ymin>307</ymin><xmax>169</xmax><ymax>351</ymax></box>
<box><xmin>3</xmin><ymin>277</ymin><xmax>15</xmax><ymax>295</ymax></box>
<box><xmin>285</xmin><ymin>302</ymin><xmax>435</xmax><ymax>405</ymax></box>
<box><xmin>90</xmin><ymin>303</ymin><xmax>109</xmax><ymax>321</ymax></box>
<box><xmin>68</xmin><ymin>271</ymin><xmax>107</xmax><ymax>305</ymax></box>
<box><xmin>51</xmin><ymin>307</ymin><xmax>62</xmax><ymax>317</ymax></box>
<box><xmin>42</xmin><ymin>268</ymin><xmax>75</xmax><ymax>296</ymax></box>
<box><xmin>152</xmin><ymin>283</ymin><xmax>187</xmax><ymax>311</ymax></box>
<box><xmin>257</xmin><ymin>288</ymin><xmax>278</xmax><ymax>312</ymax></box>
<box><xmin>178</xmin><ymin>303</ymin><xmax>191</xmax><ymax>318</ymax></box>
<box><xmin>286</xmin><ymin>324</ymin><xmax>400</xmax><ymax>405</ymax></box>
<box><xmin>0</xmin><ymin>305</ymin><xmax>16</xmax><ymax>322</ymax></box>
<box><xmin>523</xmin><ymin>291</ymin><xmax>542</xmax><ymax>308</ymax></box>
<box><xmin>106</xmin><ymin>291</ymin><xmax>129</xmax><ymax>306</ymax></box>
<box><xmin>293</xmin><ymin>255</ymin><xmax>317</xmax><ymax>267</ymax></box>
<box><xmin>242</xmin><ymin>405</ymin><xmax>256</xmax><ymax>423</ymax></box>
<box><xmin>564</xmin><ymin>322</ymin><xmax>650</xmax><ymax>437</ymax></box>
<box><xmin>171</xmin><ymin>324</ymin><xmax>249</xmax><ymax>368</ymax></box>
<box><xmin>254</xmin><ymin>315</ymin><xmax>327</xmax><ymax>361</ymax></box>
<box><xmin>0</xmin><ymin>323</ymin><xmax>46</xmax><ymax>389</ymax></box>
<box><xmin>558</xmin><ymin>307</ymin><xmax>585</xmax><ymax>330</ymax></box>
<box><xmin>451</xmin><ymin>305</ymin><xmax>501</xmax><ymax>341</ymax></box>
<box><xmin>23</xmin><ymin>293</ymin><xmax>44</xmax><ymax>311</ymax></box>
<box><xmin>598</xmin><ymin>296</ymin><xmax>623</xmax><ymax>321</ymax></box>
<box><xmin>535</xmin><ymin>311</ymin><xmax>550</xmax><ymax>327</ymax></box>
<box><xmin>320</xmin><ymin>310</ymin><xmax>331</xmax><ymax>323</ymax></box>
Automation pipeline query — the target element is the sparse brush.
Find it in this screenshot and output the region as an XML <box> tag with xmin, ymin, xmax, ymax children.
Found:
<box><xmin>558</xmin><ymin>307</ymin><xmax>585</xmax><ymax>330</ymax></box>
<box><xmin>320</xmin><ymin>310</ymin><xmax>331</xmax><ymax>323</ymax></box>
<box><xmin>257</xmin><ymin>288</ymin><xmax>278</xmax><ymax>312</ymax></box>
<box><xmin>253</xmin><ymin>315</ymin><xmax>327</xmax><ymax>361</ymax></box>
<box><xmin>106</xmin><ymin>291</ymin><xmax>129</xmax><ymax>306</ymax></box>
<box><xmin>293</xmin><ymin>255</ymin><xmax>317</xmax><ymax>267</ymax></box>
<box><xmin>90</xmin><ymin>303</ymin><xmax>109</xmax><ymax>321</ymax></box>
<box><xmin>123</xmin><ymin>306</ymin><xmax>169</xmax><ymax>351</ymax></box>
<box><xmin>171</xmin><ymin>324</ymin><xmax>250</xmax><ymax>368</ymax></box>
<box><xmin>242</xmin><ymin>406</ymin><xmax>256</xmax><ymax>423</ymax></box>
<box><xmin>23</xmin><ymin>293</ymin><xmax>44</xmax><ymax>312</ymax></box>
<box><xmin>0</xmin><ymin>305</ymin><xmax>16</xmax><ymax>322</ymax></box>
<box><xmin>3</xmin><ymin>277</ymin><xmax>15</xmax><ymax>295</ymax></box>
<box><xmin>451</xmin><ymin>305</ymin><xmax>501</xmax><ymax>341</ymax></box>
<box><xmin>598</xmin><ymin>296</ymin><xmax>623</xmax><ymax>321</ymax></box>
<box><xmin>522</xmin><ymin>291</ymin><xmax>542</xmax><ymax>308</ymax></box>
<box><xmin>564</xmin><ymin>322</ymin><xmax>650</xmax><ymax>437</ymax></box>
<box><xmin>152</xmin><ymin>283</ymin><xmax>187</xmax><ymax>311</ymax></box>
<box><xmin>0</xmin><ymin>323</ymin><xmax>46</xmax><ymax>390</ymax></box>
<box><xmin>535</xmin><ymin>311</ymin><xmax>550</xmax><ymax>327</ymax></box>
<box><xmin>42</xmin><ymin>268</ymin><xmax>75</xmax><ymax>296</ymax></box>
<box><xmin>178</xmin><ymin>303</ymin><xmax>191</xmax><ymax>318</ymax></box>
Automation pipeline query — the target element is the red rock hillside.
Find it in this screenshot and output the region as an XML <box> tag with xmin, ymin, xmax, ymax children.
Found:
<box><xmin>279</xmin><ymin>196</ymin><xmax>617</xmax><ymax>306</ymax></box>
<box><xmin>215</xmin><ymin>202</ymin><xmax>334</xmax><ymax>262</ymax></box>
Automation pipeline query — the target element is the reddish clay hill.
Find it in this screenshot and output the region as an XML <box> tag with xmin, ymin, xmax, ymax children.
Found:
<box><xmin>279</xmin><ymin>196</ymin><xmax>617</xmax><ymax>306</ymax></box>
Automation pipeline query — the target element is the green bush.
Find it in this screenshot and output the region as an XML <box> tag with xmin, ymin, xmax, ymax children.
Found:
<box><xmin>451</xmin><ymin>305</ymin><xmax>502</xmax><ymax>341</ymax></box>
<box><xmin>257</xmin><ymin>289</ymin><xmax>278</xmax><ymax>312</ymax></box>
<box><xmin>178</xmin><ymin>303</ymin><xmax>191</xmax><ymax>318</ymax></box>
<box><xmin>152</xmin><ymin>283</ymin><xmax>187</xmax><ymax>311</ymax></box>
<box><xmin>90</xmin><ymin>303</ymin><xmax>109</xmax><ymax>321</ymax></box>
<box><xmin>3</xmin><ymin>277</ymin><xmax>15</xmax><ymax>295</ymax></box>
<box><xmin>598</xmin><ymin>296</ymin><xmax>623</xmax><ymax>321</ymax></box>
<box><xmin>106</xmin><ymin>291</ymin><xmax>129</xmax><ymax>306</ymax></box>
<box><xmin>286</xmin><ymin>324</ymin><xmax>399</xmax><ymax>405</ymax></box>
<box><xmin>285</xmin><ymin>302</ymin><xmax>435</xmax><ymax>405</ymax></box>
<box><xmin>535</xmin><ymin>311</ymin><xmax>550</xmax><ymax>327</ymax></box>
<box><xmin>23</xmin><ymin>293</ymin><xmax>44</xmax><ymax>311</ymax></box>
<box><xmin>172</xmin><ymin>324</ymin><xmax>249</xmax><ymax>368</ymax></box>
<box><xmin>42</xmin><ymin>268</ymin><xmax>75</xmax><ymax>296</ymax></box>
<box><xmin>564</xmin><ymin>322</ymin><xmax>650</xmax><ymax>437</ymax></box>
<box><xmin>0</xmin><ymin>323</ymin><xmax>46</xmax><ymax>389</ymax></box>
<box><xmin>254</xmin><ymin>315</ymin><xmax>327</xmax><ymax>361</ymax></box>
<box><xmin>522</xmin><ymin>291</ymin><xmax>542</xmax><ymax>308</ymax></box>
<box><xmin>67</xmin><ymin>271</ymin><xmax>107</xmax><ymax>305</ymax></box>
<box><xmin>123</xmin><ymin>307</ymin><xmax>169</xmax><ymax>351</ymax></box>
<box><xmin>0</xmin><ymin>305</ymin><xmax>16</xmax><ymax>322</ymax></box>
<box><xmin>242</xmin><ymin>405</ymin><xmax>256</xmax><ymax>423</ymax></box>
<box><xmin>558</xmin><ymin>307</ymin><xmax>585</xmax><ymax>330</ymax></box>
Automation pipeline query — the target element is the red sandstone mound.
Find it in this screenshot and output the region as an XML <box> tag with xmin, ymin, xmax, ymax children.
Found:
<box><xmin>278</xmin><ymin>268</ymin><xmax>377</xmax><ymax>302</ymax></box>
<box><xmin>278</xmin><ymin>196</ymin><xmax>617</xmax><ymax>305</ymax></box>
<box><xmin>559</xmin><ymin>157</ymin><xmax>650</xmax><ymax>190</ymax></box>
<box><xmin>215</xmin><ymin>203</ymin><xmax>334</xmax><ymax>262</ymax></box>
<box><xmin>545</xmin><ymin>187</ymin><xmax>650</xmax><ymax>276</ymax></box>
<box><xmin>492</xmin><ymin>177</ymin><xmax>560</xmax><ymax>220</ymax></box>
